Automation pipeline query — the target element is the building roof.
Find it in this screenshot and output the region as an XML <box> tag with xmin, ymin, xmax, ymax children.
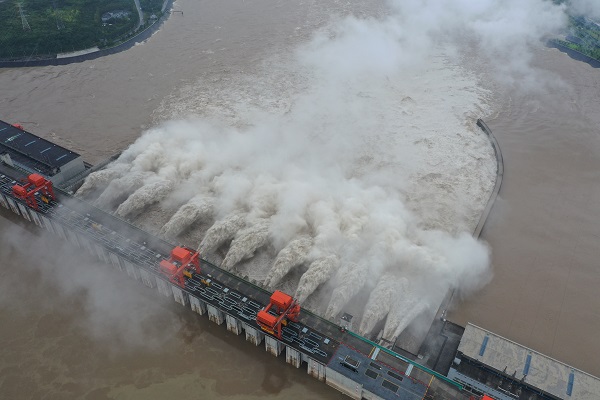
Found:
<box><xmin>0</xmin><ymin>120</ymin><xmax>80</xmax><ymax>174</ymax></box>
<box><xmin>328</xmin><ymin>344</ymin><xmax>428</xmax><ymax>399</ymax></box>
<box><xmin>458</xmin><ymin>323</ymin><xmax>600</xmax><ymax>400</ymax></box>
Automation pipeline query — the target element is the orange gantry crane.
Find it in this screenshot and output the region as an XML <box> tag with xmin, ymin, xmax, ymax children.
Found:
<box><xmin>159</xmin><ymin>246</ymin><xmax>201</xmax><ymax>287</ymax></box>
<box><xmin>12</xmin><ymin>173</ymin><xmax>55</xmax><ymax>210</ymax></box>
<box><xmin>256</xmin><ymin>290</ymin><xmax>301</xmax><ymax>339</ymax></box>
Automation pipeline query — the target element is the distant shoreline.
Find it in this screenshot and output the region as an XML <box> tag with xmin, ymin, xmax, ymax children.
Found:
<box><xmin>548</xmin><ymin>40</ymin><xmax>600</xmax><ymax>69</ymax></box>
<box><xmin>0</xmin><ymin>0</ymin><xmax>173</xmax><ymax>69</ymax></box>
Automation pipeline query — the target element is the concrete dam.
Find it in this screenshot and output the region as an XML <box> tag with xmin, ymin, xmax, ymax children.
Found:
<box><xmin>0</xmin><ymin>118</ymin><xmax>597</xmax><ymax>400</ymax></box>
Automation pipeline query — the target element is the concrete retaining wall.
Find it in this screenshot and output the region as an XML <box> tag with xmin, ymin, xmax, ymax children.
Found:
<box><xmin>325</xmin><ymin>368</ymin><xmax>363</xmax><ymax>399</ymax></box>
<box><xmin>473</xmin><ymin>119</ymin><xmax>504</xmax><ymax>239</ymax></box>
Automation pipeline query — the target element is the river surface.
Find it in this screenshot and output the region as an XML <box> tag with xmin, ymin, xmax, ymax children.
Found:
<box><xmin>451</xmin><ymin>46</ymin><xmax>600</xmax><ymax>377</ymax></box>
<box><xmin>1</xmin><ymin>0</ymin><xmax>599</xmax><ymax>398</ymax></box>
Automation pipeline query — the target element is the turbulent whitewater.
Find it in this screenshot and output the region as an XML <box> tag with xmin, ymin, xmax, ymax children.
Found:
<box><xmin>78</xmin><ymin>9</ymin><xmax>502</xmax><ymax>340</ymax></box>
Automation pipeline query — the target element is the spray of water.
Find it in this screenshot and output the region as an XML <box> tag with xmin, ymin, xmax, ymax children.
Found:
<box><xmin>160</xmin><ymin>195</ymin><xmax>214</xmax><ymax>238</ymax></box>
<box><xmin>264</xmin><ymin>235</ymin><xmax>313</xmax><ymax>288</ymax></box>
<box><xmin>80</xmin><ymin>0</ymin><xmax>571</xmax><ymax>337</ymax></box>
<box><xmin>115</xmin><ymin>178</ymin><xmax>174</xmax><ymax>218</ymax></box>
<box><xmin>359</xmin><ymin>275</ymin><xmax>407</xmax><ymax>336</ymax></box>
<box><xmin>295</xmin><ymin>255</ymin><xmax>340</xmax><ymax>303</ymax></box>
<box><xmin>222</xmin><ymin>219</ymin><xmax>271</xmax><ymax>270</ymax></box>
<box><xmin>198</xmin><ymin>212</ymin><xmax>246</xmax><ymax>253</ymax></box>
<box><xmin>94</xmin><ymin>171</ymin><xmax>152</xmax><ymax>210</ymax></box>
<box><xmin>382</xmin><ymin>300</ymin><xmax>430</xmax><ymax>344</ymax></box>
<box><xmin>569</xmin><ymin>0</ymin><xmax>600</xmax><ymax>19</ymax></box>
<box><xmin>325</xmin><ymin>263</ymin><xmax>368</xmax><ymax>319</ymax></box>
<box><xmin>76</xmin><ymin>163</ymin><xmax>130</xmax><ymax>196</ymax></box>
<box><xmin>127</xmin><ymin>141</ymin><xmax>167</xmax><ymax>174</ymax></box>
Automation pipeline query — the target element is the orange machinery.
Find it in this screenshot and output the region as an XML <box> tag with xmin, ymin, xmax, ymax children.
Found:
<box><xmin>256</xmin><ymin>290</ymin><xmax>301</xmax><ymax>339</ymax></box>
<box><xmin>159</xmin><ymin>246</ymin><xmax>201</xmax><ymax>287</ymax></box>
<box><xmin>12</xmin><ymin>173</ymin><xmax>55</xmax><ymax>210</ymax></box>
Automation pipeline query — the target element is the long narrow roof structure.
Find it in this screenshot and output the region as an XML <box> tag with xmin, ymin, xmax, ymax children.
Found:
<box><xmin>458</xmin><ymin>323</ymin><xmax>600</xmax><ymax>400</ymax></box>
<box><xmin>0</xmin><ymin>120</ymin><xmax>80</xmax><ymax>176</ymax></box>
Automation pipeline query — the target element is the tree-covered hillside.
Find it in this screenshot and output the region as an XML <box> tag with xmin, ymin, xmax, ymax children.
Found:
<box><xmin>550</xmin><ymin>0</ymin><xmax>600</xmax><ymax>62</ymax></box>
<box><xmin>553</xmin><ymin>15</ymin><xmax>600</xmax><ymax>62</ymax></box>
<box><xmin>0</xmin><ymin>0</ymin><xmax>164</xmax><ymax>60</ymax></box>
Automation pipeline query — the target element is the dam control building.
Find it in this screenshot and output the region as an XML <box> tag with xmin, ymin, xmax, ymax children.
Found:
<box><xmin>0</xmin><ymin>120</ymin><xmax>86</xmax><ymax>185</ymax></box>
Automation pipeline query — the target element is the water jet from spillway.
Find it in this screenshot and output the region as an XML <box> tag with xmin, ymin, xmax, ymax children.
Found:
<box><xmin>382</xmin><ymin>300</ymin><xmax>430</xmax><ymax>344</ymax></box>
<box><xmin>115</xmin><ymin>179</ymin><xmax>174</xmax><ymax>218</ymax></box>
<box><xmin>77</xmin><ymin>163</ymin><xmax>130</xmax><ymax>196</ymax></box>
<box><xmin>160</xmin><ymin>195</ymin><xmax>213</xmax><ymax>238</ymax></box>
<box><xmin>222</xmin><ymin>219</ymin><xmax>270</xmax><ymax>270</ymax></box>
<box><xmin>94</xmin><ymin>171</ymin><xmax>152</xmax><ymax>210</ymax></box>
<box><xmin>264</xmin><ymin>235</ymin><xmax>313</xmax><ymax>288</ymax></box>
<box><xmin>198</xmin><ymin>212</ymin><xmax>246</xmax><ymax>254</ymax></box>
<box><xmin>358</xmin><ymin>275</ymin><xmax>407</xmax><ymax>337</ymax></box>
<box><xmin>295</xmin><ymin>255</ymin><xmax>340</xmax><ymax>303</ymax></box>
<box><xmin>325</xmin><ymin>263</ymin><xmax>368</xmax><ymax>319</ymax></box>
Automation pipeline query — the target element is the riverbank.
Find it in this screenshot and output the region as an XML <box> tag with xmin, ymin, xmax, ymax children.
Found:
<box><xmin>548</xmin><ymin>40</ymin><xmax>600</xmax><ymax>69</ymax></box>
<box><xmin>0</xmin><ymin>0</ymin><xmax>173</xmax><ymax>68</ymax></box>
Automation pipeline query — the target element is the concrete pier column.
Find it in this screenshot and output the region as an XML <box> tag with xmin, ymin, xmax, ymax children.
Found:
<box><xmin>108</xmin><ymin>252</ymin><xmax>122</xmax><ymax>271</ymax></box>
<box><xmin>29</xmin><ymin>209</ymin><xmax>43</xmax><ymax>228</ymax></box>
<box><xmin>325</xmin><ymin>368</ymin><xmax>362</xmax><ymax>399</ymax></box>
<box><xmin>16</xmin><ymin>203</ymin><xmax>31</xmax><ymax>222</ymax></box>
<box><xmin>265</xmin><ymin>336</ymin><xmax>284</xmax><ymax>356</ymax></box>
<box><xmin>156</xmin><ymin>278</ymin><xmax>172</xmax><ymax>297</ymax></box>
<box><xmin>0</xmin><ymin>194</ymin><xmax>8</xmax><ymax>209</ymax></box>
<box><xmin>207</xmin><ymin>304</ymin><xmax>224</xmax><ymax>325</ymax></box>
<box><xmin>92</xmin><ymin>243</ymin><xmax>105</xmax><ymax>261</ymax></box>
<box><xmin>244</xmin><ymin>324</ymin><xmax>264</xmax><ymax>346</ymax></box>
<box><xmin>308</xmin><ymin>358</ymin><xmax>326</xmax><ymax>381</ymax></box>
<box><xmin>171</xmin><ymin>285</ymin><xmax>188</xmax><ymax>306</ymax></box>
<box><xmin>64</xmin><ymin>228</ymin><xmax>81</xmax><ymax>248</ymax></box>
<box><xmin>93</xmin><ymin>244</ymin><xmax>110</xmax><ymax>264</ymax></box>
<box><xmin>53</xmin><ymin>222</ymin><xmax>68</xmax><ymax>241</ymax></box>
<box><xmin>123</xmin><ymin>260</ymin><xmax>140</xmax><ymax>281</ymax></box>
<box><xmin>39</xmin><ymin>215</ymin><xmax>55</xmax><ymax>233</ymax></box>
<box><xmin>225</xmin><ymin>315</ymin><xmax>243</xmax><ymax>335</ymax></box>
<box><xmin>5</xmin><ymin>197</ymin><xmax>20</xmax><ymax>215</ymax></box>
<box><xmin>139</xmin><ymin>269</ymin><xmax>155</xmax><ymax>288</ymax></box>
<box><xmin>286</xmin><ymin>346</ymin><xmax>301</xmax><ymax>368</ymax></box>
<box><xmin>189</xmin><ymin>295</ymin><xmax>207</xmax><ymax>315</ymax></box>
<box><xmin>78</xmin><ymin>236</ymin><xmax>94</xmax><ymax>255</ymax></box>
<box><xmin>124</xmin><ymin>261</ymin><xmax>140</xmax><ymax>280</ymax></box>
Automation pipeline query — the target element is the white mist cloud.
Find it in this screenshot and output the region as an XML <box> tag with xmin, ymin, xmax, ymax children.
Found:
<box><xmin>79</xmin><ymin>0</ymin><xmax>572</xmax><ymax>339</ymax></box>
<box><xmin>384</xmin><ymin>0</ymin><xmax>567</xmax><ymax>89</ymax></box>
<box><xmin>569</xmin><ymin>0</ymin><xmax>600</xmax><ymax>19</ymax></box>
<box><xmin>0</xmin><ymin>224</ymin><xmax>181</xmax><ymax>351</ymax></box>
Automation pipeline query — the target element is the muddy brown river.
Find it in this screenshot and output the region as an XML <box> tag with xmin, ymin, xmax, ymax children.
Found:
<box><xmin>1</xmin><ymin>0</ymin><xmax>599</xmax><ymax>398</ymax></box>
